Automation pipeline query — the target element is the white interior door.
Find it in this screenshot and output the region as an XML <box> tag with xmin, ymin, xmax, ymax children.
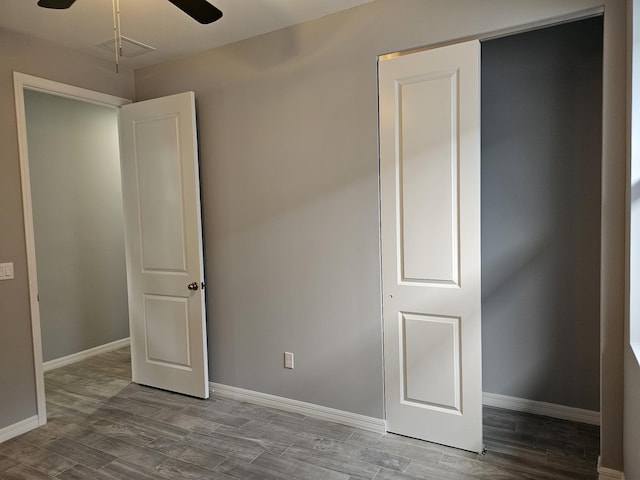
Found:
<box><xmin>379</xmin><ymin>40</ymin><xmax>482</xmax><ymax>452</ymax></box>
<box><xmin>119</xmin><ymin>92</ymin><xmax>209</xmax><ymax>399</ymax></box>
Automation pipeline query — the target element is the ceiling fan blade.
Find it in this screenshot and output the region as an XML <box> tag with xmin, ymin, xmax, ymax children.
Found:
<box><xmin>167</xmin><ymin>0</ymin><xmax>223</xmax><ymax>24</ymax></box>
<box><xmin>37</xmin><ymin>0</ymin><xmax>76</xmax><ymax>9</ymax></box>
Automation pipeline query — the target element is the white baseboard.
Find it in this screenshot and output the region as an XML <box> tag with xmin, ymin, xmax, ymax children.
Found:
<box><xmin>43</xmin><ymin>337</ymin><xmax>130</xmax><ymax>372</ymax></box>
<box><xmin>598</xmin><ymin>456</ymin><xmax>626</xmax><ymax>479</ymax></box>
<box><xmin>0</xmin><ymin>415</ymin><xmax>39</xmax><ymax>443</ymax></box>
<box><xmin>211</xmin><ymin>383</ymin><xmax>386</xmax><ymax>434</ymax></box>
<box><xmin>483</xmin><ymin>392</ymin><xmax>600</xmax><ymax>426</ymax></box>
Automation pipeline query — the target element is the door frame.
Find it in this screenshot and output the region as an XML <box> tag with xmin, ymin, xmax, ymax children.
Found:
<box><xmin>13</xmin><ymin>72</ymin><xmax>131</xmax><ymax>426</ymax></box>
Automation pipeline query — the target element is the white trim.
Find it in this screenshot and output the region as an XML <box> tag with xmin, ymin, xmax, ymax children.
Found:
<box><xmin>379</xmin><ymin>7</ymin><xmax>604</xmax><ymax>60</ymax></box>
<box><xmin>13</xmin><ymin>71</ymin><xmax>131</xmax><ymax>427</ymax></box>
<box><xmin>598</xmin><ymin>456</ymin><xmax>626</xmax><ymax>480</ymax></box>
<box><xmin>0</xmin><ymin>416</ymin><xmax>39</xmax><ymax>443</ymax></box>
<box><xmin>483</xmin><ymin>392</ymin><xmax>601</xmax><ymax>426</ymax></box>
<box><xmin>14</xmin><ymin>72</ymin><xmax>131</xmax><ymax>108</ymax></box>
<box><xmin>211</xmin><ymin>383</ymin><xmax>386</xmax><ymax>434</ymax></box>
<box><xmin>479</xmin><ymin>7</ymin><xmax>604</xmax><ymax>42</ymax></box>
<box><xmin>43</xmin><ymin>338</ymin><xmax>130</xmax><ymax>372</ymax></box>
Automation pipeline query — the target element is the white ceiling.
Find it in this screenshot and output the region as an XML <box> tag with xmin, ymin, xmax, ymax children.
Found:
<box><xmin>0</xmin><ymin>0</ymin><xmax>376</xmax><ymax>70</ymax></box>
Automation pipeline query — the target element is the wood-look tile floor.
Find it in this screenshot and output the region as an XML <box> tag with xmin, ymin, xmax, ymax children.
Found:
<box><xmin>0</xmin><ymin>348</ymin><xmax>599</xmax><ymax>479</ymax></box>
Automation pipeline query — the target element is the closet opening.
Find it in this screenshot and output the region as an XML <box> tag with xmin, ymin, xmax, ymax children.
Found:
<box><xmin>480</xmin><ymin>15</ymin><xmax>603</xmax><ymax>458</ymax></box>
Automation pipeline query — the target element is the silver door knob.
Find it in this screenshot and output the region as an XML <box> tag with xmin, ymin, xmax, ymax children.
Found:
<box><xmin>187</xmin><ymin>282</ymin><xmax>199</xmax><ymax>291</ymax></box>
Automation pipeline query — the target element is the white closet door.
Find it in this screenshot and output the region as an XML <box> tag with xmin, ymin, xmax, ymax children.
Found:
<box><xmin>379</xmin><ymin>40</ymin><xmax>482</xmax><ymax>452</ymax></box>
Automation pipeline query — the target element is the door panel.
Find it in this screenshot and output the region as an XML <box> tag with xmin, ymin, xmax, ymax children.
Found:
<box><xmin>403</xmin><ymin>313</ymin><xmax>460</xmax><ymax>411</ymax></box>
<box><xmin>379</xmin><ymin>40</ymin><xmax>481</xmax><ymax>452</ymax></box>
<box><xmin>135</xmin><ymin>115</ymin><xmax>187</xmax><ymax>272</ymax></box>
<box><xmin>144</xmin><ymin>294</ymin><xmax>191</xmax><ymax>368</ymax></box>
<box><xmin>120</xmin><ymin>92</ymin><xmax>209</xmax><ymax>399</ymax></box>
<box><xmin>399</xmin><ymin>72</ymin><xmax>459</xmax><ymax>285</ymax></box>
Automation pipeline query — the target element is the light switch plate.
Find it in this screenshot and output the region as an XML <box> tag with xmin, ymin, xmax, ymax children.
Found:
<box><xmin>0</xmin><ymin>263</ymin><xmax>14</xmax><ymax>280</ymax></box>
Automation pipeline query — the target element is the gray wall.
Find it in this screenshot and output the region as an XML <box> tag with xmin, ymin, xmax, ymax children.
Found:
<box><xmin>598</xmin><ymin>0</ymin><xmax>626</xmax><ymax>469</ymax></box>
<box><xmin>24</xmin><ymin>90</ymin><xmax>129</xmax><ymax>362</ymax></box>
<box><xmin>0</xmin><ymin>27</ymin><xmax>133</xmax><ymax>429</ymax></box>
<box><xmin>481</xmin><ymin>18</ymin><xmax>602</xmax><ymax>411</ymax></box>
<box><xmin>625</xmin><ymin>0</ymin><xmax>640</xmax><ymax>477</ymax></box>
<box><xmin>135</xmin><ymin>3</ymin><xmax>625</xmax><ymax>464</ymax></box>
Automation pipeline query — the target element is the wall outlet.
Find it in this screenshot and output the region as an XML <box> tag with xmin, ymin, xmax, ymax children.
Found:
<box><xmin>284</xmin><ymin>351</ymin><xmax>294</xmax><ymax>369</ymax></box>
<box><xmin>0</xmin><ymin>263</ymin><xmax>14</xmax><ymax>281</ymax></box>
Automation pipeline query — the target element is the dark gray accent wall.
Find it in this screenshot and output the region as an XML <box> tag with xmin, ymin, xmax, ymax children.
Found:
<box><xmin>481</xmin><ymin>18</ymin><xmax>603</xmax><ymax>411</ymax></box>
<box><xmin>24</xmin><ymin>90</ymin><xmax>129</xmax><ymax>362</ymax></box>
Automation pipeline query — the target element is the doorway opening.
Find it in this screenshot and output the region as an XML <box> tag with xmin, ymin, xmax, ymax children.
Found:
<box><xmin>24</xmin><ymin>89</ymin><xmax>130</xmax><ymax>371</ymax></box>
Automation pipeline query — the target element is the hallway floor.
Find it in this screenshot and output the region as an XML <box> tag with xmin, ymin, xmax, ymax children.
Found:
<box><xmin>0</xmin><ymin>348</ymin><xmax>599</xmax><ymax>479</ymax></box>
